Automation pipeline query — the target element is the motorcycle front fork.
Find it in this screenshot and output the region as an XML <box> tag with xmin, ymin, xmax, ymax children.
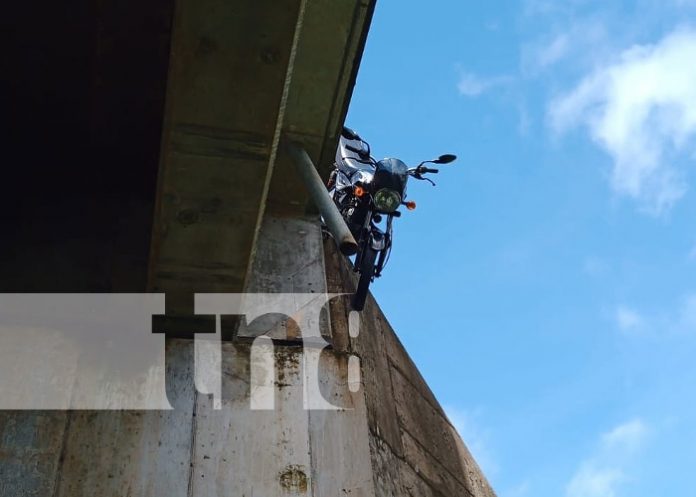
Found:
<box><xmin>355</xmin><ymin>214</ymin><xmax>392</xmax><ymax>278</ymax></box>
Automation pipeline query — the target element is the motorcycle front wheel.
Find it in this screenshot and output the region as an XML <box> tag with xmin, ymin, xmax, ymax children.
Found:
<box><xmin>352</xmin><ymin>245</ymin><xmax>377</xmax><ymax>311</ymax></box>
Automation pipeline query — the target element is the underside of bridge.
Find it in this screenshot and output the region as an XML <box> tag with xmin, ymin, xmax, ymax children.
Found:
<box><xmin>3</xmin><ymin>0</ymin><xmax>371</xmax><ymax>299</ymax></box>
<box><xmin>1</xmin><ymin>1</ymin><xmax>497</xmax><ymax>496</ymax></box>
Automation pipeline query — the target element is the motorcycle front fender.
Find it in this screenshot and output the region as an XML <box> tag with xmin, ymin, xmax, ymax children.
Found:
<box><xmin>369</xmin><ymin>230</ymin><xmax>387</xmax><ymax>251</ymax></box>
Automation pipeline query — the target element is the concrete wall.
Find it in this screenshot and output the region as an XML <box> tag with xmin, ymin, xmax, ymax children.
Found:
<box><xmin>324</xmin><ymin>236</ymin><xmax>497</xmax><ymax>497</ymax></box>
<box><xmin>0</xmin><ymin>217</ymin><xmax>496</xmax><ymax>497</ymax></box>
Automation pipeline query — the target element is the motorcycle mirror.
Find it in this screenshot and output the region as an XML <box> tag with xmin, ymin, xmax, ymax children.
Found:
<box><xmin>346</xmin><ymin>142</ymin><xmax>370</xmax><ymax>158</ymax></box>
<box><xmin>341</xmin><ymin>126</ymin><xmax>361</xmax><ymax>141</ymax></box>
<box><xmin>433</xmin><ymin>154</ymin><xmax>457</xmax><ymax>164</ymax></box>
<box><xmin>357</xmin><ymin>143</ymin><xmax>371</xmax><ymax>158</ymax></box>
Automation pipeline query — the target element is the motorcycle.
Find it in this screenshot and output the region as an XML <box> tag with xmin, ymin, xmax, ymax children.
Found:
<box><xmin>329</xmin><ymin>126</ymin><xmax>456</xmax><ymax>311</ymax></box>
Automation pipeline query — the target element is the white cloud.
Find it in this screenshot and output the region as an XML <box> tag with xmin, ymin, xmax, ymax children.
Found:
<box><xmin>457</xmin><ymin>71</ymin><xmax>510</xmax><ymax>97</ymax></box>
<box><xmin>445</xmin><ymin>406</ymin><xmax>499</xmax><ymax>476</ymax></box>
<box><xmin>566</xmin><ymin>419</ymin><xmax>647</xmax><ymax>497</ymax></box>
<box><xmin>601</xmin><ymin>419</ymin><xmax>648</xmax><ymax>452</ymax></box>
<box><xmin>549</xmin><ymin>27</ymin><xmax>696</xmax><ymax>213</ymax></box>
<box><xmin>614</xmin><ymin>294</ymin><xmax>696</xmax><ymax>336</ymax></box>
<box><xmin>615</xmin><ymin>306</ymin><xmax>644</xmax><ymax>332</ymax></box>
<box><xmin>521</xmin><ymin>16</ymin><xmax>610</xmax><ymax>75</ymax></box>
<box><xmin>458</xmin><ymin>73</ymin><xmax>489</xmax><ymax>97</ymax></box>
<box><xmin>537</xmin><ymin>34</ymin><xmax>570</xmax><ymax>68</ymax></box>
<box><xmin>567</xmin><ymin>466</ymin><xmax>624</xmax><ymax>497</ymax></box>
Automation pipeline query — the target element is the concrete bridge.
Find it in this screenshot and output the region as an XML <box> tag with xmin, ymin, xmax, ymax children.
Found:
<box><xmin>1</xmin><ymin>0</ymin><xmax>497</xmax><ymax>495</ymax></box>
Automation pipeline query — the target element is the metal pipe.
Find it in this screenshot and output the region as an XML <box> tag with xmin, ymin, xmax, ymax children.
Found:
<box><xmin>286</xmin><ymin>142</ymin><xmax>358</xmax><ymax>255</ymax></box>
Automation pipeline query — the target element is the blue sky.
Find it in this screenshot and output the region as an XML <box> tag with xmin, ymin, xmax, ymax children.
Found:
<box><xmin>346</xmin><ymin>1</ymin><xmax>696</xmax><ymax>496</ymax></box>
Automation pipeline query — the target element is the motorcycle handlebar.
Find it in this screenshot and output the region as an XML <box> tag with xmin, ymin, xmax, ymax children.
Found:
<box><xmin>422</xmin><ymin>167</ymin><xmax>439</xmax><ymax>174</ymax></box>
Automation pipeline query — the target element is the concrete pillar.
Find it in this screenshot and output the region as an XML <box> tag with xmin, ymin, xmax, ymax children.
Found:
<box><xmin>0</xmin><ymin>216</ymin><xmax>375</xmax><ymax>497</ymax></box>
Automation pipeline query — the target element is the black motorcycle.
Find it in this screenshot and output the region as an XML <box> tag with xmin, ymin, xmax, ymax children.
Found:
<box><xmin>329</xmin><ymin>126</ymin><xmax>456</xmax><ymax>310</ymax></box>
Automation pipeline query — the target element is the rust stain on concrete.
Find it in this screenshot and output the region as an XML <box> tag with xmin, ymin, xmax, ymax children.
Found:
<box><xmin>278</xmin><ymin>464</ymin><xmax>308</xmax><ymax>493</ymax></box>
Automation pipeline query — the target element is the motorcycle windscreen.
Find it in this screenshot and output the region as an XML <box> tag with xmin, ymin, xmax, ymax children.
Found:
<box><xmin>373</xmin><ymin>158</ymin><xmax>409</xmax><ymax>195</ymax></box>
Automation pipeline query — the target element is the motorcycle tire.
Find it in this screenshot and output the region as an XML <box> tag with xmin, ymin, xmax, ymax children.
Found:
<box><xmin>352</xmin><ymin>246</ymin><xmax>378</xmax><ymax>311</ymax></box>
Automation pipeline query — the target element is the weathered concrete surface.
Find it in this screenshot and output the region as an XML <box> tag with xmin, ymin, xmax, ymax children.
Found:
<box><xmin>0</xmin><ymin>412</ymin><xmax>67</xmax><ymax>497</ymax></box>
<box><xmin>148</xmin><ymin>0</ymin><xmax>303</xmax><ymax>307</ymax></box>
<box><xmin>0</xmin><ymin>218</ymin><xmax>496</xmax><ymax>497</ymax></box>
<box><xmin>0</xmin><ymin>340</ymin><xmax>192</xmax><ymax>497</ymax></box>
<box><xmin>324</xmin><ymin>239</ymin><xmax>498</xmax><ymax>497</ymax></box>
<box><xmin>191</xmin><ymin>341</ymin><xmax>312</xmax><ymax>496</ymax></box>
<box><xmin>308</xmin><ymin>351</ymin><xmax>375</xmax><ymax>496</ymax></box>
<box><xmin>239</xmin><ymin>215</ymin><xmax>331</xmax><ymax>341</ymax></box>
<box><xmin>52</xmin><ymin>340</ymin><xmax>195</xmax><ymax>497</ymax></box>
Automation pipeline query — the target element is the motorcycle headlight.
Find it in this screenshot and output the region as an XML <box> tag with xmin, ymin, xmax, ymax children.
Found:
<box><xmin>373</xmin><ymin>188</ymin><xmax>402</xmax><ymax>213</ymax></box>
